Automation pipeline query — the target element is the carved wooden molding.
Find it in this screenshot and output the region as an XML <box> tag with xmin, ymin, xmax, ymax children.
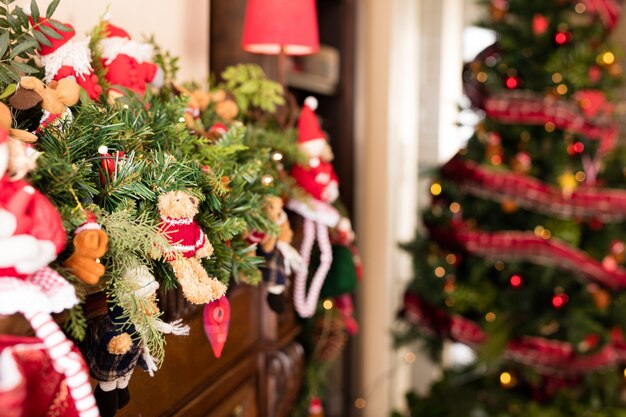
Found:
<box><xmin>265</xmin><ymin>342</ymin><xmax>305</xmax><ymax>417</ymax></box>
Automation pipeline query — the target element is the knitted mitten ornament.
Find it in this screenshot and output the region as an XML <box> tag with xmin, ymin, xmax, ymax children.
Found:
<box><xmin>158</xmin><ymin>190</ymin><xmax>226</xmax><ymax>304</ymax></box>
<box><xmin>26</xmin><ymin>7</ymin><xmax>103</xmax><ymax>100</ymax></box>
<box><xmin>0</xmin><ymin>128</ymin><xmax>99</xmax><ymax>417</ymax></box>
<box><xmin>64</xmin><ymin>212</ymin><xmax>109</xmax><ymax>285</ymax></box>
<box><xmin>288</xmin><ymin>97</ymin><xmax>341</xmax><ymax>318</ymax></box>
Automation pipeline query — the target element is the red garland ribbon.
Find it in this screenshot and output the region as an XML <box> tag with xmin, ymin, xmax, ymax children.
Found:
<box><xmin>580</xmin><ymin>0</ymin><xmax>623</xmax><ymax>30</ymax></box>
<box><xmin>442</xmin><ymin>156</ymin><xmax>626</xmax><ymax>221</ymax></box>
<box><xmin>427</xmin><ymin>224</ymin><xmax>626</xmax><ymax>289</ymax></box>
<box><xmin>403</xmin><ymin>292</ymin><xmax>626</xmax><ymax>374</ymax></box>
<box><xmin>484</xmin><ymin>91</ymin><xmax>617</xmax><ymax>153</ymax></box>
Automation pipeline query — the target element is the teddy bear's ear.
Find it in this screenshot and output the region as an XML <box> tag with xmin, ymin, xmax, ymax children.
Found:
<box><xmin>18</xmin><ymin>76</ymin><xmax>43</xmax><ymax>91</ymax></box>
<box><xmin>8</xmin><ymin>84</ymin><xmax>43</xmax><ymax>110</ymax></box>
<box><xmin>53</xmin><ymin>78</ymin><xmax>81</xmax><ymax>107</ymax></box>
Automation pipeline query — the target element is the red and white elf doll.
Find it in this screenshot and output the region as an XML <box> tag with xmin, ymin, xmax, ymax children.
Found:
<box><xmin>288</xmin><ymin>97</ymin><xmax>341</xmax><ymax>318</ymax></box>
<box><xmin>0</xmin><ymin>128</ymin><xmax>99</xmax><ymax>417</ymax></box>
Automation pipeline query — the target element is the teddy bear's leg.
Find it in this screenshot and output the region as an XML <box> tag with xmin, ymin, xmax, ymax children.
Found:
<box><xmin>208</xmin><ymin>277</ymin><xmax>227</xmax><ymax>301</ymax></box>
<box><xmin>172</xmin><ymin>258</ymin><xmax>214</xmax><ymax>304</ymax></box>
<box><xmin>95</xmin><ymin>381</ymin><xmax>119</xmax><ymax>417</ymax></box>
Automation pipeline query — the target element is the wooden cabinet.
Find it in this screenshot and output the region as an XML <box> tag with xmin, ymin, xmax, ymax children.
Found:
<box><xmin>117</xmin><ymin>284</ymin><xmax>304</xmax><ymax>417</ymax></box>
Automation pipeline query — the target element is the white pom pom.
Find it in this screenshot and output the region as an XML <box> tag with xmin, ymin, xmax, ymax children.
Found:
<box><xmin>102</xmin><ymin>12</ymin><xmax>112</xmax><ymax>22</ymax></box>
<box><xmin>22</xmin><ymin>3</ymin><xmax>31</xmax><ymax>16</ymax></box>
<box><xmin>304</xmin><ymin>96</ymin><xmax>318</xmax><ymax>111</ymax></box>
<box><xmin>98</xmin><ymin>145</ymin><xmax>109</xmax><ymax>155</ymax></box>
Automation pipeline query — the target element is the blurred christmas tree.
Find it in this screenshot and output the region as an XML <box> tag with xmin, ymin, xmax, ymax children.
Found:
<box><xmin>395</xmin><ymin>0</ymin><xmax>626</xmax><ymax>416</ymax></box>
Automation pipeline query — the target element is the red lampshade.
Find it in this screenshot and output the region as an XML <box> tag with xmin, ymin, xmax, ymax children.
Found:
<box><xmin>241</xmin><ymin>0</ymin><xmax>319</xmax><ymax>56</ymax></box>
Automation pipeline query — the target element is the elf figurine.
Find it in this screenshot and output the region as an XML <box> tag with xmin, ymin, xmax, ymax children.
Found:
<box><xmin>27</xmin><ymin>8</ymin><xmax>103</xmax><ymax>100</ymax></box>
<box><xmin>0</xmin><ymin>126</ymin><xmax>99</xmax><ymax>417</ymax></box>
<box><xmin>288</xmin><ymin>97</ymin><xmax>341</xmax><ymax>318</ymax></box>
<box><xmin>79</xmin><ymin>265</ymin><xmax>188</xmax><ymax>417</ymax></box>
<box><xmin>99</xmin><ymin>22</ymin><xmax>164</xmax><ymax>100</ymax></box>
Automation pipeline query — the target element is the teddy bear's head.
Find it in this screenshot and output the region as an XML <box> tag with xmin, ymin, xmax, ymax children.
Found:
<box><xmin>264</xmin><ymin>195</ymin><xmax>284</xmax><ymax>224</ymax></box>
<box><xmin>212</xmin><ymin>90</ymin><xmax>239</xmax><ymax>121</ymax></box>
<box><xmin>9</xmin><ymin>76</ymin><xmax>80</xmax><ymax>115</ymax></box>
<box><xmin>158</xmin><ymin>190</ymin><xmax>200</xmax><ymax>219</ymax></box>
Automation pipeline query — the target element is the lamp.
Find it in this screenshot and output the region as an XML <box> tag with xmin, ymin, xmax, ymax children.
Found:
<box><xmin>241</xmin><ymin>0</ymin><xmax>319</xmax><ymax>86</ymax></box>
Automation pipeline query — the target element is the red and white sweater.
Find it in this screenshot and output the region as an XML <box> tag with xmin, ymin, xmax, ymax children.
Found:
<box><xmin>159</xmin><ymin>216</ymin><xmax>207</xmax><ymax>259</ymax></box>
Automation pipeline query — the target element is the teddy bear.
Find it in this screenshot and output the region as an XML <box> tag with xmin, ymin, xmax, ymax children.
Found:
<box><xmin>0</xmin><ymin>101</ymin><xmax>37</xmax><ymax>144</ymax></box>
<box><xmin>157</xmin><ymin>190</ymin><xmax>227</xmax><ymax>304</ymax></box>
<box><xmin>175</xmin><ymin>85</ymin><xmax>212</xmax><ymax>134</ymax></box>
<box><xmin>9</xmin><ymin>76</ymin><xmax>80</xmax><ymax>136</ymax></box>
<box><xmin>257</xmin><ymin>195</ymin><xmax>304</xmax><ymax>313</ymax></box>
<box><xmin>63</xmin><ymin>211</ymin><xmax>109</xmax><ymax>285</ymax></box>
<box><xmin>211</xmin><ymin>89</ymin><xmax>239</xmax><ymax>122</ymax></box>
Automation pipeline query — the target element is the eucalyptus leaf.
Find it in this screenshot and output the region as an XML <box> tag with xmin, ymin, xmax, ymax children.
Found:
<box><xmin>49</xmin><ymin>19</ymin><xmax>72</xmax><ymax>32</ymax></box>
<box><xmin>40</xmin><ymin>24</ymin><xmax>63</xmax><ymax>40</ymax></box>
<box><xmin>15</xmin><ymin>7</ymin><xmax>28</xmax><ymax>28</ymax></box>
<box><xmin>10</xmin><ymin>61</ymin><xmax>38</xmax><ymax>74</ymax></box>
<box><xmin>0</xmin><ymin>31</ymin><xmax>9</xmax><ymax>58</ymax></box>
<box><xmin>10</xmin><ymin>39</ymin><xmax>37</xmax><ymax>58</ymax></box>
<box><xmin>0</xmin><ymin>65</ymin><xmax>14</xmax><ymax>84</ymax></box>
<box><xmin>29</xmin><ymin>0</ymin><xmax>39</xmax><ymax>22</ymax></box>
<box><xmin>0</xmin><ymin>18</ymin><xmax>8</xmax><ymax>28</ymax></box>
<box><xmin>45</xmin><ymin>0</ymin><xmax>60</xmax><ymax>19</ymax></box>
<box><xmin>33</xmin><ymin>29</ymin><xmax>52</xmax><ymax>47</ymax></box>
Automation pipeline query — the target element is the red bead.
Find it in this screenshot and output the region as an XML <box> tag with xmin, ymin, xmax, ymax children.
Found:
<box><xmin>506</xmin><ymin>76</ymin><xmax>519</xmax><ymax>89</ymax></box>
<box><xmin>555</xmin><ymin>32</ymin><xmax>568</xmax><ymax>45</ymax></box>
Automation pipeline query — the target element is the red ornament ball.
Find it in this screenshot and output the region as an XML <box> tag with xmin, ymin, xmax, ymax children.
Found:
<box><xmin>510</xmin><ymin>274</ymin><xmax>522</xmax><ymax>287</ymax></box>
<box><xmin>552</xmin><ymin>293</ymin><xmax>569</xmax><ymax>308</ymax></box>
<box><xmin>506</xmin><ymin>76</ymin><xmax>520</xmax><ymax>89</ymax></box>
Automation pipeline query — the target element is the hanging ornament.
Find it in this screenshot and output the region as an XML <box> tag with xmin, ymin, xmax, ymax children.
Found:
<box><xmin>587</xmin><ymin>283</ymin><xmax>611</xmax><ymax>310</ymax></box>
<box><xmin>510</xmin><ymin>274</ymin><xmax>522</xmax><ymax>287</ymax></box>
<box><xmin>490</xmin><ymin>0</ymin><xmax>508</xmax><ymax>21</ymax></box>
<box><xmin>533</xmin><ymin>14</ymin><xmax>550</xmax><ymax>35</ymax></box>
<box><xmin>501</xmin><ymin>199</ymin><xmax>519</xmax><ymax>213</ymax></box>
<box><xmin>611</xmin><ymin>240</ymin><xmax>625</xmax><ymax>262</ymax></box>
<box><xmin>555</xmin><ymin>31</ymin><xmax>572</xmax><ymax>45</ymax></box>
<box><xmin>567</xmin><ymin>141</ymin><xmax>585</xmax><ymax>156</ymax></box>
<box><xmin>578</xmin><ymin>334</ymin><xmax>600</xmax><ymax>352</ymax></box>
<box><xmin>552</xmin><ymin>291</ymin><xmax>569</xmax><ymax>308</ymax></box>
<box><xmin>588</xmin><ymin>65</ymin><xmax>603</xmax><ymax>83</ymax></box>
<box><xmin>98</xmin><ymin>145</ymin><xmax>126</xmax><ymax>186</ymax></box>
<box><xmin>308</xmin><ymin>396</ymin><xmax>325</xmax><ymax>417</ymax></box>
<box><xmin>510</xmin><ymin>151</ymin><xmax>532</xmax><ymax>174</ymax></box>
<box><xmin>203</xmin><ymin>297</ymin><xmax>231</xmax><ymax>359</ymax></box>
<box><xmin>485</xmin><ymin>132</ymin><xmax>504</xmax><ymax>165</ymax></box>
<box><xmin>558</xmin><ymin>170</ymin><xmax>578</xmax><ymax>198</ymax></box>
<box><xmin>505</xmin><ymin>76</ymin><xmax>521</xmax><ymax>89</ymax></box>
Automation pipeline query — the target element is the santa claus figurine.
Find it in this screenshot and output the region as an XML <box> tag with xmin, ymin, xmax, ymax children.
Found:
<box><xmin>98</xmin><ymin>22</ymin><xmax>164</xmax><ymax>100</ymax></box>
<box><xmin>291</xmin><ymin>97</ymin><xmax>339</xmax><ymax>203</ymax></box>
<box><xmin>0</xmin><ymin>126</ymin><xmax>100</xmax><ymax>417</ymax></box>
<box><xmin>27</xmin><ymin>8</ymin><xmax>103</xmax><ymax>101</ymax></box>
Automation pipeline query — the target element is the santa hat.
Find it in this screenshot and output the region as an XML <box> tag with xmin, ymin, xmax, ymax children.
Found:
<box><xmin>102</xmin><ymin>22</ymin><xmax>131</xmax><ymax>40</ymax></box>
<box><xmin>74</xmin><ymin>212</ymin><xmax>102</xmax><ymax>234</ymax></box>
<box><xmin>24</xmin><ymin>6</ymin><xmax>75</xmax><ymax>56</ymax></box>
<box><xmin>298</xmin><ymin>97</ymin><xmax>326</xmax><ymax>144</ymax></box>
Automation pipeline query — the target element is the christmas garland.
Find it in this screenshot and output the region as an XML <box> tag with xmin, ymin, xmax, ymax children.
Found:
<box><xmin>442</xmin><ymin>156</ymin><xmax>626</xmax><ymax>221</ymax></box>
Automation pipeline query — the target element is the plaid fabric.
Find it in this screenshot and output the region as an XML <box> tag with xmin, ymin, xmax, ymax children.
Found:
<box><xmin>78</xmin><ymin>305</ymin><xmax>141</xmax><ymax>382</ymax></box>
<box><xmin>258</xmin><ymin>247</ymin><xmax>286</xmax><ymax>286</ymax></box>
